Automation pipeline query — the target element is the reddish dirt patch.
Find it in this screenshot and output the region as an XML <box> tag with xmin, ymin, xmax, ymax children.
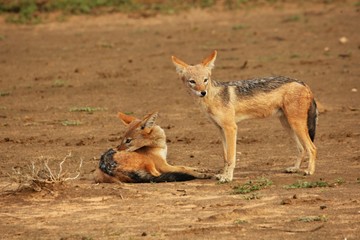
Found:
<box><xmin>1</xmin><ymin>2</ymin><xmax>359</xmax><ymax>239</ymax></box>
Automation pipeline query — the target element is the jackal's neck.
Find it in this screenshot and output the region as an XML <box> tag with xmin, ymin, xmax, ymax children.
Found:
<box><xmin>139</xmin><ymin>126</ymin><xmax>168</xmax><ymax>159</ymax></box>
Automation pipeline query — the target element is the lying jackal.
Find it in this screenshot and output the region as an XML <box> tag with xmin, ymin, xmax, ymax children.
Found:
<box><xmin>95</xmin><ymin>112</ymin><xmax>211</xmax><ymax>183</ymax></box>
<box><xmin>172</xmin><ymin>50</ymin><xmax>318</xmax><ymax>182</ymax></box>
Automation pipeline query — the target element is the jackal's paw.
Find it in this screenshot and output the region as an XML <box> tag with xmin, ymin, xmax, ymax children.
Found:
<box><xmin>303</xmin><ymin>169</ymin><xmax>314</xmax><ymax>176</ymax></box>
<box><xmin>215</xmin><ymin>174</ymin><xmax>232</xmax><ymax>183</ymax></box>
<box><xmin>285</xmin><ymin>167</ymin><xmax>300</xmax><ymax>173</ymax></box>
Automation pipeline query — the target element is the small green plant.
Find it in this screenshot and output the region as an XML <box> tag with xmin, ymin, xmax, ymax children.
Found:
<box><xmin>61</xmin><ymin>120</ymin><xmax>82</xmax><ymax>126</ymax></box>
<box><xmin>200</xmin><ymin>0</ymin><xmax>216</xmax><ymax>8</ymax></box>
<box><xmin>234</xmin><ymin>219</ymin><xmax>248</xmax><ymax>225</ymax></box>
<box><xmin>290</xmin><ymin>53</ymin><xmax>300</xmax><ymax>59</ymax></box>
<box><xmin>232</xmin><ymin>24</ymin><xmax>249</xmax><ymax>30</ymax></box>
<box><xmin>284</xmin><ymin>180</ymin><xmax>329</xmax><ymax>189</ymax></box>
<box><xmin>298</xmin><ymin>215</ymin><xmax>327</xmax><ymax>222</ymax></box>
<box><xmin>233</xmin><ymin>177</ymin><xmax>272</xmax><ymax>194</ymax></box>
<box><xmin>0</xmin><ymin>92</ymin><xmax>10</xmax><ymax>97</ymax></box>
<box><xmin>52</xmin><ymin>79</ymin><xmax>65</xmax><ymax>88</ymax></box>
<box><xmin>334</xmin><ymin>178</ymin><xmax>345</xmax><ymax>185</ymax></box>
<box><xmin>284</xmin><ymin>178</ymin><xmax>345</xmax><ymax>189</ymax></box>
<box><xmin>283</xmin><ymin>15</ymin><xmax>301</xmax><ymax>23</ymax></box>
<box><xmin>3</xmin><ymin>1</ymin><xmax>41</xmax><ymax>24</ymax></box>
<box><xmin>81</xmin><ymin>236</ymin><xmax>94</xmax><ymax>240</ymax></box>
<box><xmin>225</xmin><ymin>0</ymin><xmax>249</xmax><ymax>9</ymax></box>
<box><xmin>98</xmin><ymin>42</ymin><xmax>114</xmax><ymax>49</ymax></box>
<box><xmin>70</xmin><ymin>107</ymin><xmax>105</xmax><ymax>113</ymax></box>
<box><xmin>242</xmin><ymin>193</ymin><xmax>260</xmax><ymax>200</ymax></box>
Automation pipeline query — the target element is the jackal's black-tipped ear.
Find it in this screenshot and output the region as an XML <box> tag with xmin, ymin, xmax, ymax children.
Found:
<box><xmin>117</xmin><ymin>112</ymin><xmax>137</xmax><ymax>125</ymax></box>
<box><xmin>171</xmin><ymin>55</ymin><xmax>189</xmax><ymax>75</ymax></box>
<box><xmin>140</xmin><ymin>112</ymin><xmax>158</xmax><ymax>132</ymax></box>
<box><xmin>202</xmin><ymin>50</ymin><xmax>217</xmax><ymax>70</ymax></box>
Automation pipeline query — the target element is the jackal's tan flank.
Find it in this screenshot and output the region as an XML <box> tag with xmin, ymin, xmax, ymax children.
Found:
<box><xmin>172</xmin><ymin>50</ymin><xmax>318</xmax><ymax>182</ymax></box>
<box><xmin>95</xmin><ymin>112</ymin><xmax>211</xmax><ymax>183</ymax></box>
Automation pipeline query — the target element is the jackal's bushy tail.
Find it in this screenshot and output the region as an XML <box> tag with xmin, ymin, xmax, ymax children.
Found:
<box><xmin>128</xmin><ymin>171</ymin><xmax>196</xmax><ymax>183</ymax></box>
<box><xmin>99</xmin><ymin>149</ymin><xmax>117</xmax><ymax>176</ymax></box>
<box><xmin>307</xmin><ymin>99</ymin><xmax>318</xmax><ymax>142</ymax></box>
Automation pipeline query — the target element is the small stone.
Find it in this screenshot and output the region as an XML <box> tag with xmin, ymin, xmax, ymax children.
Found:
<box><xmin>339</xmin><ymin>37</ymin><xmax>348</xmax><ymax>44</ymax></box>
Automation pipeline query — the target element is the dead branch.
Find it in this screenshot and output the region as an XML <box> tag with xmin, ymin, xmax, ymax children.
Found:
<box><xmin>2</xmin><ymin>152</ymin><xmax>83</xmax><ymax>193</ymax></box>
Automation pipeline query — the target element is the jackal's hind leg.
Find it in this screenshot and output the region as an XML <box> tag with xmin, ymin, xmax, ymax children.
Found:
<box><xmin>282</xmin><ymin>116</ymin><xmax>317</xmax><ymax>175</ymax></box>
<box><xmin>285</xmin><ymin>134</ymin><xmax>306</xmax><ymax>173</ymax></box>
<box><xmin>157</xmin><ymin>163</ymin><xmax>213</xmax><ymax>179</ymax></box>
<box><xmin>279</xmin><ymin>116</ymin><xmax>306</xmax><ymax>173</ymax></box>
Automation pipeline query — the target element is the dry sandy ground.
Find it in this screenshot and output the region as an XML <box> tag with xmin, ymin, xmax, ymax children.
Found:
<box><xmin>0</xmin><ymin>2</ymin><xmax>359</xmax><ymax>239</ymax></box>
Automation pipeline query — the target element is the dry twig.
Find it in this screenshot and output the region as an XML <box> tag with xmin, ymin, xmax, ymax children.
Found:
<box><xmin>3</xmin><ymin>152</ymin><xmax>83</xmax><ymax>193</ymax></box>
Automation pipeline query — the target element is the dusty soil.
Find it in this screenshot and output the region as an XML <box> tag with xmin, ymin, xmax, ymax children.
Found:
<box><xmin>0</xmin><ymin>2</ymin><xmax>359</xmax><ymax>239</ymax></box>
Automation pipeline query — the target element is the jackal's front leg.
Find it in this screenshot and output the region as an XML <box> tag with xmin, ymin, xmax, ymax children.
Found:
<box><xmin>216</xmin><ymin>124</ymin><xmax>237</xmax><ymax>183</ymax></box>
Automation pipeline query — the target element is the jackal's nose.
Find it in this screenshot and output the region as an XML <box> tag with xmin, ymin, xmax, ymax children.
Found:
<box><xmin>200</xmin><ymin>91</ymin><xmax>207</xmax><ymax>97</ymax></box>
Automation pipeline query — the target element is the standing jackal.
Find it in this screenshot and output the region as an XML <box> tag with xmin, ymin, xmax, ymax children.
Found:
<box><xmin>171</xmin><ymin>50</ymin><xmax>318</xmax><ymax>182</ymax></box>
<box><xmin>95</xmin><ymin>112</ymin><xmax>211</xmax><ymax>183</ymax></box>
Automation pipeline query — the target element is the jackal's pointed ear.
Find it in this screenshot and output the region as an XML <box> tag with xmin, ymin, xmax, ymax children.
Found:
<box><xmin>201</xmin><ymin>50</ymin><xmax>217</xmax><ymax>70</ymax></box>
<box><xmin>117</xmin><ymin>112</ymin><xmax>137</xmax><ymax>125</ymax></box>
<box><xmin>171</xmin><ymin>56</ymin><xmax>189</xmax><ymax>75</ymax></box>
<box><xmin>141</xmin><ymin>112</ymin><xmax>158</xmax><ymax>132</ymax></box>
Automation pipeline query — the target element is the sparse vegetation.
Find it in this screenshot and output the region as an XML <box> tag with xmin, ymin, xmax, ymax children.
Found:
<box><xmin>70</xmin><ymin>107</ymin><xmax>105</xmax><ymax>113</ymax></box>
<box><xmin>61</xmin><ymin>120</ymin><xmax>82</xmax><ymax>126</ymax></box>
<box><xmin>283</xmin><ymin>14</ymin><xmax>301</xmax><ymax>22</ymax></box>
<box><xmin>290</xmin><ymin>53</ymin><xmax>301</xmax><ymax>59</ymax></box>
<box><xmin>0</xmin><ymin>0</ymin><xmax>211</xmax><ymax>24</ymax></box>
<box><xmin>0</xmin><ymin>0</ymin><xmax>338</xmax><ymax>24</ymax></box>
<box><xmin>242</xmin><ymin>193</ymin><xmax>261</xmax><ymax>200</ymax></box>
<box><xmin>285</xmin><ymin>180</ymin><xmax>329</xmax><ymax>189</ymax></box>
<box><xmin>0</xmin><ymin>91</ymin><xmax>10</xmax><ymax>97</ymax></box>
<box><xmin>234</xmin><ymin>219</ymin><xmax>248</xmax><ymax>224</ymax></box>
<box><xmin>298</xmin><ymin>215</ymin><xmax>327</xmax><ymax>222</ymax></box>
<box><xmin>233</xmin><ymin>177</ymin><xmax>273</xmax><ymax>194</ymax></box>
<box><xmin>52</xmin><ymin>79</ymin><xmax>66</xmax><ymax>88</ymax></box>
<box><xmin>232</xmin><ymin>24</ymin><xmax>249</xmax><ymax>30</ymax></box>
<box><xmin>284</xmin><ymin>178</ymin><xmax>345</xmax><ymax>189</ymax></box>
<box><xmin>5</xmin><ymin>153</ymin><xmax>83</xmax><ymax>193</ymax></box>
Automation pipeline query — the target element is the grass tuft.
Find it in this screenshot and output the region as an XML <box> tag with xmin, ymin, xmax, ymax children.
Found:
<box><xmin>234</xmin><ymin>219</ymin><xmax>248</xmax><ymax>224</ymax></box>
<box><xmin>233</xmin><ymin>177</ymin><xmax>272</xmax><ymax>194</ymax></box>
<box><xmin>61</xmin><ymin>120</ymin><xmax>82</xmax><ymax>126</ymax></box>
<box><xmin>70</xmin><ymin>107</ymin><xmax>105</xmax><ymax>113</ymax></box>
<box><xmin>0</xmin><ymin>91</ymin><xmax>10</xmax><ymax>97</ymax></box>
<box><xmin>284</xmin><ymin>178</ymin><xmax>345</xmax><ymax>189</ymax></box>
<box><xmin>232</xmin><ymin>24</ymin><xmax>249</xmax><ymax>30</ymax></box>
<box><xmin>284</xmin><ymin>180</ymin><xmax>329</xmax><ymax>189</ymax></box>
<box><xmin>298</xmin><ymin>215</ymin><xmax>327</xmax><ymax>222</ymax></box>
<box><xmin>52</xmin><ymin>79</ymin><xmax>66</xmax><ymax>88</ymax></box>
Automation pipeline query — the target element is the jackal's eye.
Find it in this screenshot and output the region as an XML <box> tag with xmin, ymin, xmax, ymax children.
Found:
<box><xmin>124</xmin><ymin>138</ymin><xmax>132</xmax><ymax>144</ymax></box>
<box><xmin>188</xmin><ymin>80</ymin><xmax>196</xmax><ymax>84</ymax></box>
<box><xmin>204</xmin><ymin>78</ymin><xmax>208</xmax><ymax>83</ymax></box>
